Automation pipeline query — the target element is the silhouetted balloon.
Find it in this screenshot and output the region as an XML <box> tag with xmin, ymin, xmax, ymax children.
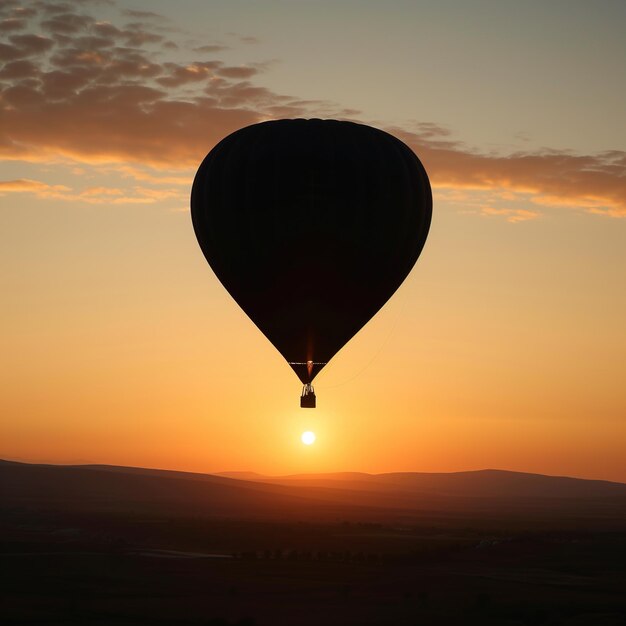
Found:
<box><xmin>191</xmin><ymin>119</ymin><xmax>431</xmax><ymax>398</ymax></box>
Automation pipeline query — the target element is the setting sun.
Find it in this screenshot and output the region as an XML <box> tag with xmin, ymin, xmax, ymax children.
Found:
<box><xmin>301</xmin><ymin>431</ymin><xmax>316</xmax><ymax>446</ymax></box>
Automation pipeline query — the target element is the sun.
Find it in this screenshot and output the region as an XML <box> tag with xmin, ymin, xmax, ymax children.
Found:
<box><xmin>301</xmin><ymin>431</ymin><xmax>316</xmax><ymax>445</ymax></box>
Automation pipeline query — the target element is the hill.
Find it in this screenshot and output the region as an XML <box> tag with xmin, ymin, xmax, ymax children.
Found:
<box><xmin>2</xmin><ymin>459</ymin><xmax>626</xmax><ymax>526</ymax></box>
<box><xmin>3</xmin><ymin>460</ymin><xmax>626</xmax><ymax>625</ymax></box>
<box><xmin>218</xmin><ymin>468</ymin><xmax>626</xmax><ymax>498</ymax></box>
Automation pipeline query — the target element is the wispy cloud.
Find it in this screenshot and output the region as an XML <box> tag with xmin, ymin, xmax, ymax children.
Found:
<box><xmin>0</xmin><ymin>0</ymin><xmax>346</xmax><ymax>168</ymax></box>
<box><xmin>480</xmin><ymin>206</ymin><xmax>540</xmax><ymax>223</ymax></box>
<box><xmin>0</xmin><ymin>0</ymin><xmax>624</xmax><ymax>218</ymax></box>
<box><xmin>0</xmin><ymin>178</ymin><xmax>71</xmax><ymax>195</ymax></box>
<box><xmin>0</xmin><ymin>176</ymin><xmax>185</xmax><ymax>205</ymax></box>
<box><xmin>393</xmin><ymin>127</ymin><xmax>626</xmax><ymax>218</ymax></box>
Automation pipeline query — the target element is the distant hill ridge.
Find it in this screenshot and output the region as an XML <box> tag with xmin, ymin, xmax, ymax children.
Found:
<box><xmin>1</xmin><ymin>460</ymin><xmax>625</xmax><ymax>524</ymax></box>
<box><xmin>216</xmin><ymin>468</ymin><xmax>626</xmax><ymax>498</ymax></box>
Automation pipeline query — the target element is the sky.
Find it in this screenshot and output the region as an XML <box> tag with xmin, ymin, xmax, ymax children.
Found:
<box><xmin>1</xmin><ymin>0</ymin><xmax>625</xmax><ymax>481</ymax></box>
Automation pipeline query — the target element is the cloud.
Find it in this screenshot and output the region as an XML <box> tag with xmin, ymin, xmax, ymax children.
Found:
<box><xmin>0</xmin><ymin>18</ymin><xmax>26</xmax><ymax>32</ymax></box>
<box><xmin>40</xmin><ymin>13</ymin><xmax>93</xmax><ymax>34</ymax></box>
<box><xmin>156</xmin><ymin>61</ymin><xmax>221</xmax><ymax>87</ymax></box>
<box><xmin>0</xmin><ymin>176</ymin><xmax>185</xmax><ymax>205</ymax></box>
<box><xmin>10</xmin><ymin>7</ymin><xmax>37</xmax><ymax>19</ymax></box>
<box><xmin>0</xmin><ymin>34</ymin><xmax>54</xmax><ymax>60</ymax></box>
<box><xmin>121</xmin><ymin>29</ymin><xmax>163</xmax><ymax>47</ymax></box>
<box><xmin>122</xmin><ymin>9</ymin><xmax>167</xmax><ymax>21</ymax></box>
<box><xmin>392</xmin><ymin>128</ymin><xmax>626</xmax><ymax>217</ymax></box>
<box><xmin>0</xmin><ymin>1</ymin><xmax>341</xmax><ymax>168</ymax></box>
<box><xmin>0</xmin><ymin>59</ymin><xmax>38</xmax><ymax>79</ymax></box>
<box><xmin>0</xmin><ymin>178</ymin><xmax>71</xmax><ymax>194</ymax></box>
<box><xmin>193</xmin><ymin>44</ymin><xmax>228</xmax><ymax>54</ymax></box>
<box><xmin>480</xmin><ymin>207</ymin><xmax>540</xmax><ymax>223</ymax></box>
<box><xmin>113</xmin><ymin>165</ymin><xmax>192</xmax><ymax>186</ymax></box>
<box><xmin>35</xmin><ymin>2</ymin><xmax>87</xmax><ymax>16</ymax></box>
<box><xmin>216</xmin><ymin>66</ymin><xmax>258</xmax><ymax>79</ymax></box>
<box><xmin>0</xmin><ymin>0</ymin><xmax>624</xmax><ymax>218</ymax></box>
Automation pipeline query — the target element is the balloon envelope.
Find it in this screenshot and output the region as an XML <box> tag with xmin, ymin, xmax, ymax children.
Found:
<box><xmin>191</xmin><ymin>119</ymin><xmax>431</xmax><ymax>384</ymax></box>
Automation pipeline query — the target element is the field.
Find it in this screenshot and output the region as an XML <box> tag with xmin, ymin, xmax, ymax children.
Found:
<box><xmin>2</xmin><ymin>461</ymin><xmax>625</xmax><ymax>625</ymax></box>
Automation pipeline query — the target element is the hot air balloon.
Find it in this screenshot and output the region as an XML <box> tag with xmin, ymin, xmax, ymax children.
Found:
<box><xmin>191</xmin><ymin>119</ymin><xmax>431</xmax><ymax>408</ymax></box>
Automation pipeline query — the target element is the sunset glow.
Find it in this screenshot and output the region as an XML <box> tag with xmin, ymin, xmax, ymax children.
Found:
<box><xmin>0</xmin><ymin>0</ymin><xmax>625</xmax><ymax>482</ymax></box>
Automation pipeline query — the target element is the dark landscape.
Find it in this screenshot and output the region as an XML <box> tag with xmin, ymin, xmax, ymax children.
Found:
<box><xmin>2</xmin><ymin>459</ymin><xmax>625</xmax><ymax>625</ymax></box>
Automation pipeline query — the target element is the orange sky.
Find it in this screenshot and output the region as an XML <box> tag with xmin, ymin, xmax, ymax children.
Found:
<box><xmin>1</xmin><ymin>0</ymin><xmax>625</xmax><ymax>481</ymax></box>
